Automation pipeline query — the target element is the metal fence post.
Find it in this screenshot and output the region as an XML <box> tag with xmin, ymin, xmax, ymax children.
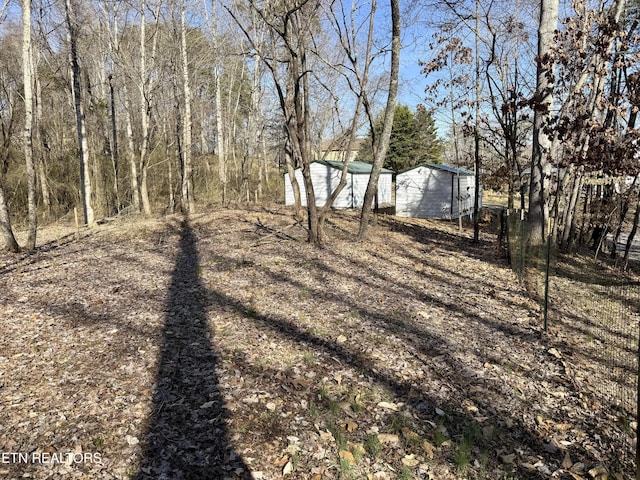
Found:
<box><xmin>520</xmin><ymin>210</ymin><xmax>525</xmax><ymax>279</ymax></box>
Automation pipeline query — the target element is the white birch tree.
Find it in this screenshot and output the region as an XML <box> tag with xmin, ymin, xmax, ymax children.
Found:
<box><xmin>64</xmin><ymin>0</ymin><xmax>95</xmax><ymax>226</ymax></box>
<box><xmin>23</xmin><ymin>0</ymin><xmax>37</xmax><ymax>249</ymax></box>
<box><xmin>180</xmin><ymin>0</ymin><xmax>195</xmax><ymax>213</ymax></box>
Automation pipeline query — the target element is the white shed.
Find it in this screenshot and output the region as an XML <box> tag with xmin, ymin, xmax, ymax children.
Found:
<box><xmin>395</xmin><ymin>164</ymin><xmax>480</xmax><ymax>219</ymax></box>
<box><xmin>284</xmin><ymin>160</ymin><xmax>393</xmax><ymax>208</ymax></box>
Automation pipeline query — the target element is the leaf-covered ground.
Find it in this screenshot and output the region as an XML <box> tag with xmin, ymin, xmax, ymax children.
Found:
<box><xmin>0</xmin><ymin>207</ymin><xmax>636</xmax><ymax>479</ymax></box>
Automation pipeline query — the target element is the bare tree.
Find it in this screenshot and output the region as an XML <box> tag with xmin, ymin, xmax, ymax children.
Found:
<box><xmin>527</xmin><ymin>0</ymin><xmax>558</xmax><ymax>246</ymax></box>
<box><xmin>23</xmin><ymin>0</ymin><xmax>37</xmax><ymax>248</ymax></box>
<box><xmin>203</xmin><ymin>0</ymin><xmax>228</xmax><ymax>205</ymax></box>
<box><xmin>0</xmin><ymin>58</ymin><xmax>19</xmax><ymax>252</ymax></box>
<box><xmin>358</xmin><ymin>0</ymin><xmax>400</xmax><ymax>239</ymax></box>
<box><xmin>64</xmin><ymin>0</ymin><xmax>95</xmax><ymax>226</ymax></box>
<box><xmin>316</xmin><ymin>0</ymin><xmax>377</xmax><ymax>241</ymax></box>
<box><xmin>227</xmin><ymin>0</ymin><xmax>322</xmax><ymax>242</ymax></box>
<box><xmin>180</xmin><ymin>0</ymin><xmax>195</xmax><ymax>214</ymax></box>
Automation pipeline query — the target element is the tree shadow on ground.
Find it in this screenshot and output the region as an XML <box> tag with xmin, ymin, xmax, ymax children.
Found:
<box><xmin>202</xmin><ymin>272</ymin><xmax>555</xmax><ymax>479</ymax></box>
<box><xmin>375</xmin><ymin>215</ymin><xmax>506</xmax><ymax>266</ymax></box>
<box><xmin>136</xmin><ymin>219</ymin><xmax>250</xmax><ymax>480</ymax></box>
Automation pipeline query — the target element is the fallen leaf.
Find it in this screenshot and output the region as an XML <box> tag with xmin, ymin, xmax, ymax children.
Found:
<box><xmin>377</xmin><ymin>401</ymin><xmax>399</xmax><ymax>411</ymax></box>
<box><xmin>588</xmin><ymin>465</ymin><xmax>608</xmax><ymax>478</ymax></box>
<box><xmin>339</xmin><ymin>449</ymin><xmax>355</xmax><ymax>465</ymax></box>
<box><xmin>422</xmin><ymin>440</ymin><xmax>436</xmax><ymax>459</ymax></box>
<box><xmin>282</xmin><ymin>460</ymin><xmax>293</xmax><ymax>476</ymax></box>
<box><xmin>548</xmin><ymin>347</ymin><xmax>562</xmax><ymax>358</ymax></box>
<box><xmin>377</xmin><ymin>433</ymin><xmax>400</xmax><ymax>444</ymax></box>
<box><xmin>344</xmin><ymin>419</ymin><xmax>357</xmax><ymax>432</ymax></box>
<box><xmin>402</xmin><ymin>454</ymin><xmax>420</xmax><ymax>467</ymax></box>
<box><xmin>562</xmin><ymin>452</ymin><xmax>573</xmax><ymax>469</ymax></box>
<box><xmin>274</xmin><ymin>455</ymin><xmax>289</xmax><ymax>467</ymax></box>
<box><xmin>319</xmin><ymin>430</ymin><xmax>334</xmax><ymax>442</ymax></box>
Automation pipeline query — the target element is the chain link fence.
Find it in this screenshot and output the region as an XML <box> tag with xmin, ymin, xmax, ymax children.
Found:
<box><xmin>501</xmin><ymin>208</ymin><xmax>640</xmax><ymax>477</ymax></box>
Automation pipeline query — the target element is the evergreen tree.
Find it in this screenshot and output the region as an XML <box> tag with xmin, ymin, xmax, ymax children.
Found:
<box><xmin>357</xmin><ymin>104</ymin><xmax>442</xmax><ymax>172</ymax></box>
<box><xmin>414</xmin><ymin>104</ymin><xmax>443</xmax><ymax>164</ymax></box>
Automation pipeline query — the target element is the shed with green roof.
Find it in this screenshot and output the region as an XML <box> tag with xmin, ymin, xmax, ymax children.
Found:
<box><xmin>284</xmin><ymin>160</ymin><xmax>393</xmax><ymax>208</ymax></box>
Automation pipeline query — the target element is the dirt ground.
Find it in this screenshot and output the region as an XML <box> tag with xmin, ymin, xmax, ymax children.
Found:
<box><xmin>0</xmin><ymin>207</ymin><xmax>637</xmax><ymax>479</ymax></box>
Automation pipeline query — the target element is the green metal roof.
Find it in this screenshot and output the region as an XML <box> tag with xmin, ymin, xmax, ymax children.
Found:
<box><xmin>316</xmin><ymin>160</ymin><xmax>393</xmax><ymax>174</ymax></box>
<box><xmin>398</xmin><ymin>163</ymin><xmax>474</xmax><ymax>175</ymax></box>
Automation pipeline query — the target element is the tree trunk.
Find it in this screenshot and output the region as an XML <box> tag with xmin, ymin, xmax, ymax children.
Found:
<box><xmin>23</xmin><ymin>0</ymin><xmax>37</xmax><ymax>249</ymax></box>
<box><xmin>552</xmin><ymin>166</ymin><xmax>573</xmax><ymax>241</ymax></box>
<box><xmin>358</xmin><ymin>0</ymin><xmax>400</xmax><ymax>240</ymax></box>
<box><xmin>284</xmin><ymin>144</ymin><xmax>302</xmax><ymax>217</ymax></box>
<box><xmin>138</xmin><ymin>3</ymin><xmax>151</xmax><ymax>216</ymax></box>
<box><xmin>290</xmin><ymin>17</ymin><xmax>318</xmax><ymax>243</ymax></box>
<box><xmin>123</xmin><ymin>87</ymin><xmax>140</xmax><ymax>213</ymax></box>
<box><xmin>0</xmin><ymin>176</ymin><xmax>19</xmax><ymax>252</ymax></box>
<box><xmin>527</xmin><ymin>0</ymin><xmax>559</xmax><ymax>246</ymax></box>
<box><xmin>318</xmin><ymin>0</ymin><xmax>376</xmax><ymax>242</ymax></box>
<box><xmin>215</xmin><ymin>68</ymin><xmax>226</xmax><ymax>205</ymax></box>
<box><xmin>623</xmin><ymin>194</ymin><xmax>640</xmax><ymax>269</ymax></box>
<box><xmin>561</xmin><ymin>166</ymin><xmax>584</xmax><ymax>251</ymax></box>
<box><xmin>65</xmin><ymin>0</ymin><xmax>94</xmax><ymax>226</ymax></box>
<box><xmin>207</xmin><ymin>0</ymin><xmax>227</xmax><ymax>205</ymax></box>
<box><xmin>108</xmin><ymin>74</ymin><xmax>119</xmax><ymax>211</ymax></box>
<box><xmin>163</xmin><ymin>122</ymin><xmax>175</xmax><ymax>213</ymax></box>
<box><xmin>181</xmin><ymin>3</ymin><xmax>194</xmax><ymax>214</ymax></box>
<box><xmin>473</xmin><ymin>0</ymin><xmax>481</xmax><ymax>242</ymax></box>
<box><xmin>283</xmin><ymin>70</ymin><xmax>301</xmax><ymax>215</ymax></box>
<box><xmin>34</xmin><ymin>74</ymin><xmax>51</xmax><ymax>217</ymax></box>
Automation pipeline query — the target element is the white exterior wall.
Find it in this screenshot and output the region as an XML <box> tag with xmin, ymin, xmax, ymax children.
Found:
<box><xmin>455</xmin><ymin>174</ymin><xmax>479</xmax><ymax>217</ymax></box>
<box><xmin>284</xmin><ymin>163</ymin><xmax>392</xmax><ymax>208</ymax></box>
<box><xmin>284</xmin><ymin>163</ymin><xmax>353</xmax><ymax>207</ymax></box>
<box><xmin>377</xmin><ymin>174</ymin><xmax>392</xmax><ymax>205</ymax></box>
<box><xmin>349</xmin><ymin>173</ymin><xmax>392</xmax><ymax>207</ymax></box>
<box><xmin>284</xmin><ymin>168</ymin><xmax>304</xmax><ymax>206</ymax></box>
<box><xmin>396</xmin><ymin>166</ymin><xmax>480</xmax><ymax>219</ymax></box>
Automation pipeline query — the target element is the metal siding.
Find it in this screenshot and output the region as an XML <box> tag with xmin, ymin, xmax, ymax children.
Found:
<box><xmin>310</xmin><ymin>162</ymin><xmax>354</xmax><ymax>208</ymax></box>
<box><xmin>285</xmin><ymin>163</ymin><xmax>392</xmax><ymax>208</ymax></box>
<box><xmin>284</xmin><ymin>170</ymin><xmax>307</xmax><ymax>206</ymax></box>
<box><xmin>284</xmin><ymin>163</ymin><xmax>351</xmax><ymax>207</ymax></box>
<box><xmin>396</xmin><ymin>166</ymin><xmax>476</xmax><ymax>219</ymax></box>
<box><xmin>351</xmin><ymin>174</ymin><xmax>368</xmax><ymax>208</ymax></box>
<box><xmin>378</xmin><ymin>173</ymin><xmax>393</xmax><ymax>204</ymax></box>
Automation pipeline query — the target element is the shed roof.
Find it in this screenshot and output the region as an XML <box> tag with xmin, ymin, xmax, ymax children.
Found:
<box><xmin>426</xmin><ymin>163</ymin><xmax>475</xmax><ymax>175</ymax></box>
<box><xmin>316</xmin><ymin>160</ymin><xmax>393</xmax><ymax>175</ymax></box>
